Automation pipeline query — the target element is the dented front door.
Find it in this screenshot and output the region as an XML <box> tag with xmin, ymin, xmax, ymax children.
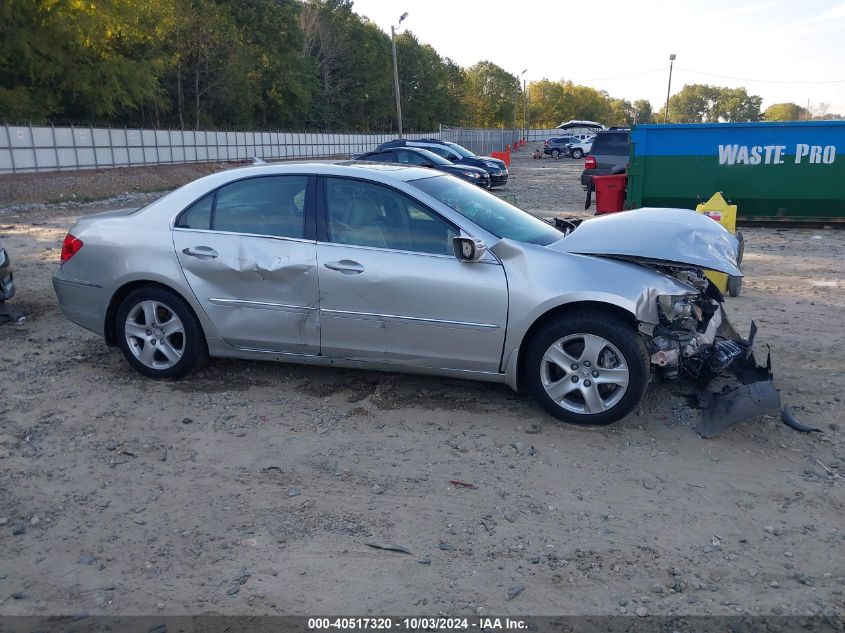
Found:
<box><xmin>172</xmin><ymin>174</ymin><xmax>319</xmax><ymax>353</ymax></box>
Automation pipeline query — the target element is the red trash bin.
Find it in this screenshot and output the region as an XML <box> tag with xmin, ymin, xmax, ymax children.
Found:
<box><xmin>592</xmin><ymin>174</ymin><xmax>627</xmax><ymax>214</ymax></box>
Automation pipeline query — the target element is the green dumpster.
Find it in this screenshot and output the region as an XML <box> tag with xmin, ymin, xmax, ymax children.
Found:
<box><xmin>626</xmin><ymin>121</ymin><xmax>845</xmax><ymax>223</ymax></box>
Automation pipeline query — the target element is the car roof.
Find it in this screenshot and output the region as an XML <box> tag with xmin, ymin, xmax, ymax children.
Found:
<box><xmin>364</xmin><ymin>146</ymin><xmax>451</xmax><ymax>164</ymax></box>
<box><xmin>137</xmin><ymin>162</ymin><xmax>444</xmax><ymax>221</ymax></box>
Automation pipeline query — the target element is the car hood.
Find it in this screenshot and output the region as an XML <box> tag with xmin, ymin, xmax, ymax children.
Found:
<box><xmin>443</xmin><ymin>164</ymin><xmax>487</xmax><ymax>175</ymax></box>
<box><xmin>552</xmin><ymin>207</ymin><xmax>742</xmax><ymax>276</ymax></box>
<box><xmin>477</xmin><ymin>156</ymin><xmax>506</xmax><ymax>168</ymax></box>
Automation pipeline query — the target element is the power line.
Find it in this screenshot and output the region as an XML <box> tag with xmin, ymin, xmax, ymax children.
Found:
<box><xmin>570</xmin><ymin>68</ymin><xmax>665</xmax><ymax>82</ymax></box>
<box><xmin>676</xmin><ymin>68</ymin><xmax>845</xmax><ymax>84</ymax></box>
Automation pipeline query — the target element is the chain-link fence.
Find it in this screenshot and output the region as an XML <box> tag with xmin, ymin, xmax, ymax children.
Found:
<box><xmin>439</xmin><ymin>126</ymin><xmax>522</xmax><ymax>156</ymax></box>
<box><xmin>0</xmin><ymin>123</ymin><xmax>440</xmax><ymax>174</ymax></box>
<box><xmin>0</xmin><ymin>121</ymin><xmax>591</xmax><ymax>174</ymax></box>
<box><xmin>439</xmin><ymin>125</ymin><xmax>580</xmax><ymax>153</ymax></box>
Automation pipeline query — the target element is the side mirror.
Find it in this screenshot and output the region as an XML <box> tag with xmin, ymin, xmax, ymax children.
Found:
<box><xmin>453</xmin><ymin>236</ymin><xmax>487</xmax><ymax>262</ymax></box>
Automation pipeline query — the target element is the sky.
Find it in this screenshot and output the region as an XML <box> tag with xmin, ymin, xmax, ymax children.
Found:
<box><xmin>350</xmin><ymin>0</ymin><xmax>845</xmax><ymax>116</ymax></box>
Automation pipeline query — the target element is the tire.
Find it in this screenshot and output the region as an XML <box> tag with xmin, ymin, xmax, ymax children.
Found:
<box><xmin>524</xmin><ymin>310</ymin><xmax>649</xmax><ymax>426</ymax></box>
<box><xmin>115</xmin><ymin>286</ymin><xmax>208</xmax><ymax>379</ymax></box>
<box><xmin>735</xmin><ymin>231</ymin><xmax>745</xmax><ymax>265</ymax></box>
<box><xmin>551</xmin><ymin>148</ymin><xmax>561</xmax><ymax>158</ymax></box>
<box><xmin>571</xmin><ymin>148</ymin><xmax>584</xmax><ymax>159</ymax></box>
<box><xmin>727</xmin><ymin>275</ymin><xmax>742</xmax><ymax>297</ymax></box>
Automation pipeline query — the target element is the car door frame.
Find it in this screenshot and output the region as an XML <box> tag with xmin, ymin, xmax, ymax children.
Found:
<box><xmin>170</xmin><ymin>173</ymin><xmax>321</xmax><ymax>354</ymax></box>
<box><xmin>314</xmin><ymin>173</ymin><xmax>511</xmax><ymax>374</ymax></box>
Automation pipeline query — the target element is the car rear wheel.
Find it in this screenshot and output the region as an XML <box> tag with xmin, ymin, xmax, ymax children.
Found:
<box><xmin>571</xmin><ymin>148</ymin><xmax>584</xmax><ymax>159</ymax></box>
<box><xmin>115</xmin><ymin>286</ymin><xmax>208</xmax><ymax>379</ymax></box>
<box><xmin>524</xmin><ymin>311</ymin><xmax>648</xmax><ymax>426</ymax></box>
<box><xmin>551</xmin><ymin>148</ymin><xmax>561</xmax><ymax>158</ymax></box>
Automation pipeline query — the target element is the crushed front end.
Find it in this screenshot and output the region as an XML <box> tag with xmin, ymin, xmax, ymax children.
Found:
<box><xmin>644</xmin><ymin>267</ymin><xmax>785</xmax><ymax>438</ymax></box>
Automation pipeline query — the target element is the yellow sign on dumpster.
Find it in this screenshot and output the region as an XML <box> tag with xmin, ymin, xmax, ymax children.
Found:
<box><xmin>695</xmin><ymin>192</ymin><xmax>739</xmax><ymax>295</ymax></box>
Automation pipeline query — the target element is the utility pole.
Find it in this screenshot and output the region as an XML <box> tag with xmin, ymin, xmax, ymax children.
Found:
<box><xmin>664</xmin><ymin>54</ymin><xmax>676</xmax><ymax>124</ymax></box>
<box><xmin>519</xmin><ymin>69</ymin><xmax>527</xmax><ymax>141</ymax></box>
<box><xmin>391</xmin><ymin>12</ymin><xmax>408</xmax><ymax>138</ymax></box>
<box><xmin>523</xmin><ymin>77</ymin><xmax>528</xmax><ymax>140</ymax></box>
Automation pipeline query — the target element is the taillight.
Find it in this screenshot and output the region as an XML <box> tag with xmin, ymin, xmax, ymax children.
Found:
<box><xmin>61</xmin><ymin>233</ymin><xmax>83</xmax><ymax>263</ymax></box>
<box><xmin>585</xmin><ymin>156</ymin><xmax>597</xmax><ymax>170</ymax></box>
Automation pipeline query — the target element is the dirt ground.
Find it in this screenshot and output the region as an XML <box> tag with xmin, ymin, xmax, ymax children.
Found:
<box><xmin>0</xmin><ymin>151</ymin><xmax>844</xmax><ymax>620</ymax></box>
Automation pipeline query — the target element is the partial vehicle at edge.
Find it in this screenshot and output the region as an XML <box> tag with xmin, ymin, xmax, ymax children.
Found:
<box><xmin>0</xmin><ymin>240</ymin><xmax>14</xmax><ymax>302</ymax></box>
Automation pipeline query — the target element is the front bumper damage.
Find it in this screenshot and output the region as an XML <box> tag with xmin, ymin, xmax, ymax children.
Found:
<box><xmin>648</xmin><ymin>281</ymin><xmax>820</xmax><ymax>438</ymax></box>
<box><xmin>691</xmin><ymin>322</ymin><xmax>822</xmax><ymax>438</ymax></box>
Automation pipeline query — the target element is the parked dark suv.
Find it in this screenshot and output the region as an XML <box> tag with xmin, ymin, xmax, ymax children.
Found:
<box><xmin>543</xmin><ymin>136</ymin><xmax>578</xmax><ymax>157</ymax></box>
<box><xmin>580</xmin><ymin>129</ymin><xmax>630</xmax><ymax>187</ymax></box>
<box><xmin>376</xmin><ymin>139</ymin><xmax>509</xmax><ymax>187</ymax></box>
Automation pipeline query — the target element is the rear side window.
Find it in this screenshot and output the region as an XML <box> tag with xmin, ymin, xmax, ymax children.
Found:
<box><xmin>396</xmin><ymin>149</ymin><xmax>429</xmax><ymax>165</ymax></box>
<box><xmin>591</xmin><ymin>132</ymin><xmax>629</xmax><ymax>156</ymax></box>
<box><xmin>176</xmin><ymin>176</ymin><xmax>307</xmax><ymax>239</ymax></box>
<box><xmin>362</xmin><ymin>151</ymin><xmax>393</xmax><ymax>162</ymax></box>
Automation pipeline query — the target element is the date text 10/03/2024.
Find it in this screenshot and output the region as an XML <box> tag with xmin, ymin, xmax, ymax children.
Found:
<box><xmin>307</xmin><ymin>617</ymin><xmax>528</xmax><ymax>630</ymax></box>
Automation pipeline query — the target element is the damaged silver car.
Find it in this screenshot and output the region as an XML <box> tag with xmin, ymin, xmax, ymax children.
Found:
<box><xmin>52</xmin><ymin>163</ymin><xmax>787</xmax><ymax>436</ymax></box>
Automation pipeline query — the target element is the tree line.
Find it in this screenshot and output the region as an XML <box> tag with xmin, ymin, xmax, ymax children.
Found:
<box><xmin>0</xmin><ymin>0</ymin><xmax>838</xmax><ymax>131</ymax></box>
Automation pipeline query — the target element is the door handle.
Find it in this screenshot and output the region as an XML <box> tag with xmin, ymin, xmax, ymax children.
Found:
<box><xmin>182</xmin><ymin>246</ymin><xmax>218</xmax><ymax>259</ymax></box>
<box><xmin>323</xmin><ymin>259</ymin><xmax>364</xmax><ymax>275</ymax></box>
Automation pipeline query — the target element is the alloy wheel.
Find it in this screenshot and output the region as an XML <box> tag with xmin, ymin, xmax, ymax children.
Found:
<box><xmin>124</xmin><ymin>300</ymin><xmax>186</xmax><ymax>370</ymax></box>
<box><xmin>540</xmin><ymin>333</ymin><xmax>629</xmax><ymax>414</ymax></box>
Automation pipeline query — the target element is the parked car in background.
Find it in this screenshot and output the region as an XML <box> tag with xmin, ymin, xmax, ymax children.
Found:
<box><xmin>543</xmin><ymin>136</ymin><xmax>579</xmax><ymax>157</ymax></box>
<box><xmin>0</xmin><ymin>240</ymin><xmax>14</xmax><ymax>302</ymax></box>
<box><xmin>566</xmin><ymin>136</ymin><xmax>595</xmax><ymax>159</ymax></box>
<box><xmin>580</xmin><ymin>129</ymin><xmax>631</xmax><ymax>186</ymax></box>
<box><xmin>376</xmin><ymin>139</ymin><xmax>508</xmax><ymax>187</ymax></box>
<box><xmin>354</xmin><ymin>146</ymin><xmax>490</xmax><ymax>187</ymax></box>
<box><xmin>53</xmin><ymin>162</ymin><xmax>762</xmax><ymax>431</ymax></box>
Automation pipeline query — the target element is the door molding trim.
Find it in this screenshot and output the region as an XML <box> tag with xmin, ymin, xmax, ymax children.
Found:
<box><xmin>209</xmin><ymin>297</ymin><xmax>316</xmax><ymax>313</ymax></box>
<box><xmin>320</xmin><ymin>308</ymin><xmax>499</xmax><ymax>331</ymax></box>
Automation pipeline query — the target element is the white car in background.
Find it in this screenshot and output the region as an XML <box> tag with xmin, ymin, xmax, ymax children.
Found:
<box><xmin>567</xmin><ymin>136</ymin><xmax>594</xmax><ymax>159</ymax></box>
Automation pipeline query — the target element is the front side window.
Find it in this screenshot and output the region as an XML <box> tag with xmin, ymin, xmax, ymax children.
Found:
<box><xmin>177</xmin><ymin>176</ymin><xmax>307</xmax><ymax>238</ymax></box>
<box><xmin>411</xmin><ymin>175</ymin><xmax>561</xmax><ymax>246</ymax></box>
<box><xmin>325</xmin><ymin>178</ymin><xmax>457</xmax><ymax>255</ymax></box>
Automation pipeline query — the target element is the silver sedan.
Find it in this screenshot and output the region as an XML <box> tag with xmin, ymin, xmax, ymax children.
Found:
<box><xmin>53</xmin><ymin>162</ymin><xmax>761</xmax><ymax>429</ymax></box>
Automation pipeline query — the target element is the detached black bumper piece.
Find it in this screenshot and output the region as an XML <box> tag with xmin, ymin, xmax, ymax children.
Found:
<box><xmin>694</xmin><ymin>341</ymin><xmax>822</xmax><ymax>438</ymax></box>
<box><xmin>0</xmin><ymin>247</ymin><xmax>14</xmax><ymax>302</ymax></box>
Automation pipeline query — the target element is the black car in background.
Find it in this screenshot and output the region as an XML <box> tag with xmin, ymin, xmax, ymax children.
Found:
<box><xmin>543</xmin><ymin>136</ymin><xmax>579</xmax><ymax>157</ymax></box>
<box><xmin>354</xmin><ymin>146</ymin><xmax>491</xmax><ymax>188</ymax></box>
<box><xmin>580</xmin><ymin>128</ymin><xmax>631</xmax><ymax>186</ymax></box>
<box><xmin>375</xmin><ymin>139</ymin><xmax>508</xmax><ymax>187</ymax></box>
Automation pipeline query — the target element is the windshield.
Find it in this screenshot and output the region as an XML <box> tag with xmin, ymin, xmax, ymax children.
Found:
<box><xmin>444</xmin><ymin>142</ymin><xmax>475</xmax><ymax>158</ymax></box>
<box><xmin>411</xmin><ymin>175</ymin><xmax>562</xmax><ymax>246</ymax></box>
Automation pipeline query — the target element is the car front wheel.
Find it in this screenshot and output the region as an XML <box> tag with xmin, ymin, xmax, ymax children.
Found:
<box><xmin>115</xmin><ymin>286</ymin><xmax>208</xmax><ymax>379</ymax></box>
<box><xmin>524</xmin><ymin>311</ymin><xmax>648</xmax><ymax>426</ymax></box>
<box><xmin>571</xmin><ymin>148</ymin><xmax>584</xmax><ymax>159</ymax></box>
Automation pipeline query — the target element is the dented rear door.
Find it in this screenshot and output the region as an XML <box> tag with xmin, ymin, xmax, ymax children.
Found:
<box><xmin>172</xmin><ymin>174</ymin><xmax>319</xmax><ymax>354</ymax></box>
